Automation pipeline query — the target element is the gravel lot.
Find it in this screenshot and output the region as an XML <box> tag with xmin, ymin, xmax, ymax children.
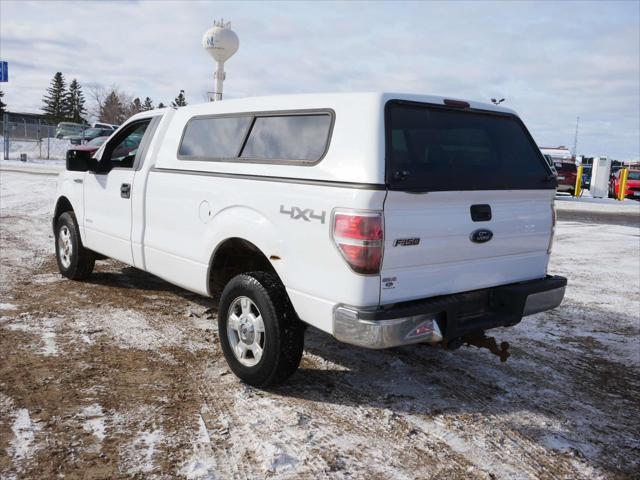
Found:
<box><xmin>1</xmin><ymin>170</ymin><xmax>639</xmax><ymax>479</ymax></box>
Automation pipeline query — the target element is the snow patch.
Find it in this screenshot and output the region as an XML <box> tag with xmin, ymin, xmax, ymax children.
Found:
<box><xmin>40</xmin><ymin>330</ymin><xmax>58</xmax><ymax>356</ymax></box>
<box><xmin>10</xmin><ymin>409</ymin><xmax>41</xmax><ymax>460</ymax></box>
<box><xmin>259</xmin><ymin>441</ymin><xmax>299</xmax><ymax>474</ymax></box>
<box><xmin>0</xmin><ymin>302</ymin><xmax>18</xmax><ymax>310</ymax></box>
<box><xmin>81</xmin><ymin>404</ymin><xmax>106</xmax><ymax>441</ymax></box>
<box><xmin>0</xmin><ymin>136</ymin><xmax>70</xmax><ymax>161</ymax></box>
<box><xmin>126</xmin><ymin>428</ymin><xmax>164</xmax><ymax>474</ymax></box>
<box><xmin>99</xmin><ymin>309</ymin><xmax>181</xmax><ymax>350</ymax></box>
<box><xmin>31</xmin><ymin>273</ymin><xmax>63</xmax><ymax>285</ymax></box>
<box><xmin>7</xmin><ymin>317</ymin><xmax>59</xmax><ymax>356</ymax></box>
<box><xmin>179</xmin><ymin>415</ymin><xmax>218</xmax><ymax>480</ymax></box>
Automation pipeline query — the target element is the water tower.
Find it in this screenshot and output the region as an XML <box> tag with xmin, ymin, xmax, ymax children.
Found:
<box><xmin>202</xmin><ymin>19</ymin><xmax>239</xmax><ymax>101</ymax></box>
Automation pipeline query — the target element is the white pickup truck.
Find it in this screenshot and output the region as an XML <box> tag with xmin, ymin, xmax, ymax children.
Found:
<box><xmin>53</xmin><ymin>93</ymin><xmax>566</xmax><ymax>386</ymax></box>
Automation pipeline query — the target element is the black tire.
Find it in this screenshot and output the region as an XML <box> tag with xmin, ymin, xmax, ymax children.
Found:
<box><xmin>55</xmin><ymin>211</ymin><xmax>95</xmax><ymax>280</ymax></box>
<box><xmin>218</xmin><ymin>272</ymin><xmax>304</xmax><ymax>387</ymax></box>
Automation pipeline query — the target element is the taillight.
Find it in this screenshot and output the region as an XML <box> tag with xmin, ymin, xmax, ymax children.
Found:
<box><xmin>332</xmin><ymin>211</ymin><xmax>384</xmax><ymax>275</ymax></box>
<box><xmin>547</xmin><ymin>202</ymin><xmax>556</xmax><ymax>254</ymax></box>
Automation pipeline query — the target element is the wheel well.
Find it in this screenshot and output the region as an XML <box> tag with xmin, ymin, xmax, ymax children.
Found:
<box><xmin>209</xmin><ymin>238</ymin><xmax>278</xmax><ymax>297</ymax></box>
<box><xmin>53</xmin><ymin>196</ymin><xmax>73</xmax><ymax>231</ymax></box>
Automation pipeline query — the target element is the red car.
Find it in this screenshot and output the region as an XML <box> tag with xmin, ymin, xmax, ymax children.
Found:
<box><xmin>66</xmin><ymin>135</ymin><xmax>110</xmax><ymax>157</ymax></box>
<box><xmin>609</xmin><ymin>169</ymin><xmax>640</xmax><ymax>199</ymax></box>
<box><xmin>554</xmin><ymin>162</ymin><xmax>577</xmax><ymax>194</ymax></box>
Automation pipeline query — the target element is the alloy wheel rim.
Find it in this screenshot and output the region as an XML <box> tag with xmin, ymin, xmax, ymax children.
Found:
<box><xmin>227</xmin><ymin>296</ymin><xmax>265</xmax><ymax>367</ymax></box>
<box><xmin>58</xmin><ymin>226</ymin><xmax>72</xmax><ymax>269</ymax></box>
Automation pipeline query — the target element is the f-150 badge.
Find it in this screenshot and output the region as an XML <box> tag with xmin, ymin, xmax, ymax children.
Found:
<box><xmin>394</xmin><ymin>238</ymin><xmax>420</xmax><ymax>247</ymax></box>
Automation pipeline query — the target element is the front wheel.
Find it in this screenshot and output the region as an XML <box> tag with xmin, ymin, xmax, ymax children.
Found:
<box><xmin>55</xmin><ymin>211</ymin><xmax>95</xmax><ymax>280</ymax></box>
<box><xmin>218</xmin><ymin>272</ymin><xmax>305</xmax><ymax>387</ymax></box>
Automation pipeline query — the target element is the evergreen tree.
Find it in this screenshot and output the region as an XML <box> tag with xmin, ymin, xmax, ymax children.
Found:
<box><xmin>171</xmin><ymin>90</ymin><xmax>187</xmax><ymax>107</ymax></box>
<box><xmin>130</xmin><ymin>97</ymin><xmax>143</xmax><ymax>115</ymax></box>
<box><xmin>142</xmin><ymin>97</ymin><xmax>154</xmax><ymax>111</ymax></box>
<box><xmin>42</xmin><ymin>72</ymin><xmax>68</xmax><ymax>123</ymax></box>
<box><xmin>0</xmin><ymin>90</ymin><xmax>6</xmax><ymax>117</ymax></box>
<box><xmin>65</xmin><ymin>79</ymin><xmax>86</xmax><ymax>123</ymax></box>
<box><xmin>99</xmin><ymin>89</ymin><xmax>126</xmax><ymax>124</ymax></box>
<box><xmin>157</xmin><ymin>102</ymin><xmax>166</xmax><ymax>109</ymax></box>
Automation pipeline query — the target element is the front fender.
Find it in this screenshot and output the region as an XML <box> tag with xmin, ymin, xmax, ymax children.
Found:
<box><xmin>54</xmin><ymin>172</ymin><xmax>85</xmax><ymax>241</ymax></box>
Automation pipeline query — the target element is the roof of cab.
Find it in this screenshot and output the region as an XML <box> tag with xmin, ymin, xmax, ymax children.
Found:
<box><xmin>170</xmin><ymin>92</ymin><xmax>518</xmax><ymax>117</ymax></box>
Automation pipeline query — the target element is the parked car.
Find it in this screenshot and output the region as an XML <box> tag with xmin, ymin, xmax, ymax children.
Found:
<box><xmin>609</xmin><ymin>169</ymin><xmax>640</xmax><ymax>199</ymax></box>
<box><xmin>93</xmin><ymin>122</ymin><xmax>119</xmax><ymax>130</ymax></box>
<box><xmin>65</xmin><ymin>136</ymin><xmax>130</xmax><ymax>168</ymax></box>
<box><xmin>53</xmin><ymin>93</ymin><xmax>566</xmax><ymax>386</ymax></box>
<box><xmin>543</xmin><ymin>154</ymin><xmax>557</xmax><ymax>176</ymax></box>
<box><xmin>55</xmin><ymin>122</ymin><xmax>85</xmax><ymax>139</ymax></box>
<box><xmin>554</xmin><ymin>161</ymin><xmax>577</xmax><ymax>194</ymax></box>
<box><xmin>65</xmin><ymin>127</ymin><xmax>114</xmax><ymax>145</ymax></box>
<box><xmin>85</xmin><ymin>136</ymin><xmax>110</xmax><ymax>148</ymax></box>
<box><xmin>581</xmin><ymin>164</ymin><xmax>592</xmax><ymax>189</ymax></box>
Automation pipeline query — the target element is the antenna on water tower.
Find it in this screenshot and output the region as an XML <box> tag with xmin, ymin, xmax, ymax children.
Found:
<box><xmin>202</xmin><ymin>19</ymin><xmax>239</xmax><ymax>101</ymax></box>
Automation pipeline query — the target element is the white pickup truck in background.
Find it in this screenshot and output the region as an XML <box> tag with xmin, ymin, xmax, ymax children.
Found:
<box><xmin>53</xmin><ymin>92</ymin><xmax>566</xmax><ymax>386</ymax></box>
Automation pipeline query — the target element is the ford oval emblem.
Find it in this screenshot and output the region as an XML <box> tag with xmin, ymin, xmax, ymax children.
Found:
<box><xmin>470</xmin><ymin>229</ymin><xmax>493</xmax><ymax>243</ymax></box>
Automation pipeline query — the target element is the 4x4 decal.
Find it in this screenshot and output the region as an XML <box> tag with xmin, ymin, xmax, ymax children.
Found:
<box><xmin>280</xmin><ymin>205</ymin><xmax>326</xmax><ymax>224</ymax></box>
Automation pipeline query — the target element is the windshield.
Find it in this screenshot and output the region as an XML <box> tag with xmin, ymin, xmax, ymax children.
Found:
<box><xmin>628</xmin><ymin>171</ymin><xmax>640</xmax><ymax>180</ymax></box>
<box><xmin>386</xmin><ymin>101</ymin><xmax>554</xmax><ymax>191</ymax></box>
<box><xmin>87</xmin><ymin>136</ymin><xmax>108</xmax><ymax>146</ymax></box>
<box><xmin>557</xmin><ymin>162</ymin><xmax>577</xmax><ymax>173</ymax></box>
<box><xmin>83</xmin><ymin>128</ymin><xmax>101</xmax><ymax>136</ymax></box>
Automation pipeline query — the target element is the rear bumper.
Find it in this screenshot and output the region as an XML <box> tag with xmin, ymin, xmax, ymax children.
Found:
<box><xmin>557</xmin><ymin>183</ymin><xmax>575</xmax><ymax>192</ymax></box>
<box><xmin>333</xmin><ymin>275</ymin><xmax>567</xmax><ymax>349</ymax></box>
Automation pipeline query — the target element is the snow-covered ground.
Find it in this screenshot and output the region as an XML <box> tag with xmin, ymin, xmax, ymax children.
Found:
<box><xmin>0</xmin><ymin>136</ymin><xmax>70</xmax><ymax>161</ymax></box>
<box><xmin>556</xmin><ymin>195</ymin><xmax>639</xmax><ymax>213</ymax></box>
<box><xmin>0</xmin><ymin>170</ymin><xmax>638</xmax><ymax>479</ymax></box>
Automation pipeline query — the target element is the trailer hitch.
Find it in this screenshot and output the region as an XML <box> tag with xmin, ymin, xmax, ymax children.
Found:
<box><xmin>463</xmin><ymin>332</ymin><xmax>510</xmax><ymax>362</ymax></box>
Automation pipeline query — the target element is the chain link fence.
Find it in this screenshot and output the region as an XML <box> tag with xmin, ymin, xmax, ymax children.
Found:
<box><xmin>2</xmin><ymin>115</ymin><xmax>60</xmax><ymax>161</ymax></box>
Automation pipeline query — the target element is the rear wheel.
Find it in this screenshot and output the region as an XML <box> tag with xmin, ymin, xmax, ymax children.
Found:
<box><xmin>55</xmin><ymin>211</ymin><xmax>95</xmax><ymax>280</ymax></box>
<box><xmin>218</xmin><ymin>272</ymin><xmax>304</xmax><ymax>387</ymax></box>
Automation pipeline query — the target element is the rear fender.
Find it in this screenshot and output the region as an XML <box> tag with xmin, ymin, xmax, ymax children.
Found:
<box><xmin>204</xmin><ymin>205</ymin><xmax>285</xmax><ymax>295</ymax></box>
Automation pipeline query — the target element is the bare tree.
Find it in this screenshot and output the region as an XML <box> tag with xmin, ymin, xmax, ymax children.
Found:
<box><xmin>89</xmin><ymin>85</ymin><xmax>133</xmax><ymax>124</ymax></box>
<box><xmin>88</xmin><ymin>85</ymin><xmax>107</xmax><ymax>121</ymax></box>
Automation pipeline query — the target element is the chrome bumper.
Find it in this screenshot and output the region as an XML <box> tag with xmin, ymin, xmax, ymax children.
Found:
<box><xmin>523</xmin><ymin>286</ymin><xmax>566</xmax><ymax>316</ymax></box>
<box><xmin>333</xmin><ymin>307</ymin><xmax>443</xmax><ymax>349</ymax></box>
<box><xmin>333</xmin><ymin>275</ymin><xmax>567</xmax><ymax>350</ymax></box>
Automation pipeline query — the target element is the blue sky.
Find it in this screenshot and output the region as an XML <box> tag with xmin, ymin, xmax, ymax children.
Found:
<box><xmin>1</xmin><ymin>0</ymin><xmax>638</xmax><ymax>159</ymax></box>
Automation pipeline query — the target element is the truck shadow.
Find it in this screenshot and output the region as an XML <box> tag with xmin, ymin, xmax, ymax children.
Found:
<box><xmin>270</xmin><ymin>319</ymin><xmax>639</xmax><ymax>475</ymax></box>
<box><xmin>86</xmin><ymin>263</ymin><xmax>213</xmax><ymax>309</ymax></box>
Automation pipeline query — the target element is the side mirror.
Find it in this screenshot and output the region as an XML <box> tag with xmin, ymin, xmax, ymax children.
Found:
<box><xmin>66</xmin><ymin>149</ymin><xmax>92</xmax><ymax>172</ymax></box>
<box><xmin>66</xmin><ymin>150</ymin><xmax>107</xmax><ymax>173</ymax></box>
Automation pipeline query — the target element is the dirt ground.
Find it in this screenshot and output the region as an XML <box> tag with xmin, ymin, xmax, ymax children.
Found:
<box><xmin>1</xmin><ymin>170</ymin><xmax>639</xmax><ymax>479</ymax></box>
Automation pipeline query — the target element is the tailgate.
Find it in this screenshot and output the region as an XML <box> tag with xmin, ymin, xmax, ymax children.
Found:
<box><xmin>381</xmin><ymin>189</ymin><xmax>554</xmax><ymax>303</ymax></box>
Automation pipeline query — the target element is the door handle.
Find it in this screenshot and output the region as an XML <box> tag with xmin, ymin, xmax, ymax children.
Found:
<box><xmin>470</xmin><ymin>204</ymin><xmax>492</xmax><ymax>222</ymax></box>
<box><xmin>120</xmin><ymin>183</ymin><xmax>131</xmax><ymax>199</ymax></box>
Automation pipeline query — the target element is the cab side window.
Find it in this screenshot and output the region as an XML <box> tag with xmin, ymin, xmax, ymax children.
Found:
<box><xmin>102</xmin><ymin>121</ymin><xmax>150</xmax><ymax>169</ymax></box>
